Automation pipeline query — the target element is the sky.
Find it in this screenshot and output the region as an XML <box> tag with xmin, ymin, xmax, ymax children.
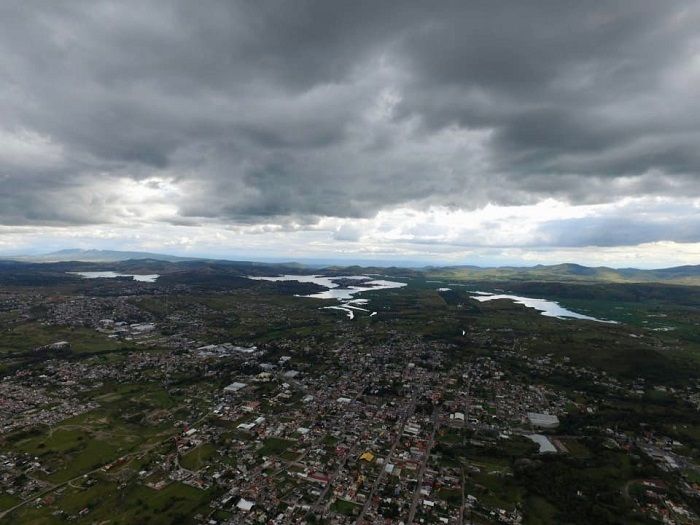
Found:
<box><xmin>1</xmin><ymin>1</ymin><xmax>699</xmax><ymax>268</ymax></box>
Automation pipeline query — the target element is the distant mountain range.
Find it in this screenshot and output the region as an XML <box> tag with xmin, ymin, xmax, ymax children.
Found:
<box><xmin>3</xmin><ymin>249</ymin><xmax>700</xmax><ymax>285</ymax></box>
<box><xmin>11</xmin><ymin>249</ymin><xmax>200</xmax><ymax>263</ymax></box>
<box><xmin>427</xmin><ymin>262</ymin><xmax>700</xmax><ymax>286</ymax></box>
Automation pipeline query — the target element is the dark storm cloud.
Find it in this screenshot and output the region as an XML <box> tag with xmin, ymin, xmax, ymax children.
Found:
<box><xmin>0</xmin><ymin>0</ymin><xmax>699</xmax><ymax>246</ymax></box>
<box><xmin>539</xmin><ymin>215</ymin><xmax>700</xmax><ymax>247</ymax></box>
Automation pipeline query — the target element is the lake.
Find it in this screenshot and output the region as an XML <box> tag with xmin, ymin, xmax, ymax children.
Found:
<box><xmin>470</xmin><ymin>291</ymin><xmax>617</xmax><ymax>323</ymax></box>
<box><xmin>69</xmin><ymin>271</ymin><xmax>160</xmax><ymax>283</ymax></box>
<box><xmin>248</xmin><ymin>274</ymin><xmax>406</xmax><ymax>300</ymax></box>
<box><xmin>248</xmin><ymin>274</ymin><xmax>406</xmax><ymax>318</ymax></box>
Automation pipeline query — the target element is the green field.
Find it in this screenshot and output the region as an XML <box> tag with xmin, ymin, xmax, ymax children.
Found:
<box><xmin>180</xmin><ymin>444</ymin><xmax>217</xmax><ymax>471</ymax></box>
<box><xmin>11</xmin><ymin>481</ymin><xmax>214</xmax><ymax>524</ymax></box>
<box><xmin>257</xmin><ymin>437</ymin><xmax>296</xmax><ymax>457</ymax></box>
<box><xmin>0</xmin><ymin>322</ymin><xmax>120</xmax><ymax>355</ymax></box>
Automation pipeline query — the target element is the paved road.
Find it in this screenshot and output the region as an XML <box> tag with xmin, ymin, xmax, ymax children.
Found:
<box><xmin>355</xmin><ymin>396</ymin><xmax>416</xmax><ymax>524</ymax></box>
<box><xmin>462</xmin><ymin>368</ymin><xmax>472</xmax><ymax>446</ymax></box>
<box><xmin>459</xmin><ymin>468</ymin><xmax>465</xmax><ymax>525</ymax></box>
<box><xmin>300</xmin><ymin>383</ymin><xmax>369</xmax><ymax>522</ymax></box>
<box><xmin>306</xmin><ymin>442</ymin><xmax>363</xmax><ymax>520</ymax></box>
<box><xmin>406</xmin><ymin>407</ymin><xmax>440</xmax><ymax>525</ymax></box>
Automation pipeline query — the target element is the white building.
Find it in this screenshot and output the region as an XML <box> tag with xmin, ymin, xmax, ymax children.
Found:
<box><xmin>224</xmin><ymin>382</ymin><xmax>247</xmax><ymax>393</ymax></box>
<box><xmin>527</xmin><ymin>412</ymin><xmax>559</xmax><ymax>429</ymax></box>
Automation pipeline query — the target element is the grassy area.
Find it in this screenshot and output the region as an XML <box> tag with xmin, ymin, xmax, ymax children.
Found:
<box><xmin>331</xmin><ymin>498</ymin><xmax>361</xmax><ymax>516</ymax></box>
<box><xmin>12</xmin><ymin>481</ymin><xmax>214</xmax><ymax>524</ymax></box>
<box><xmin>4</xmin><ymin>383</ymin><xmax>183</xmax><ymax>485</ymax></box>
<box><xmin>523</xmin><ymin>496</ymin><xmax>559</xmax><ymax>524</ymax></box>
<box><xmin>257</xmin><ymin>437</ymin><xmax>296</xmax><ymax>457</ymax></box>
<box><xmin>437</xmin><ymin>487</ymin><xmax>462</xmax><ymax>506</ymax></box>
<box><xmin>180</xmin><ymin>443</ymin><xmax>217</xmax><ymax>471</ymax></box>
<box><xmin>557</xmin><ymin>438</ymin><xmax>591</xmax><ymax>458</ymax></box>
<box><xmin>467</xmin><ymin>470</ymin><xmax>522</xmax><ymax>511</ymax></box>
<box><xmin>0</xmin><ymin>322</ymin><xmax>120</xmax><ymax>355</ymax></box>
<box><xmin>12</xmin><ymin>426</ymin><xmax>123</xmax><ymax>483</ymax></box>
<box><xmin>0</xmin><ymin>492</ymin><xmax>22</xmax><ymax>512</ymax></box>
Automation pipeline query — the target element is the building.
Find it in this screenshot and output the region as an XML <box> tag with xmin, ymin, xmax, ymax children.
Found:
<box><xmin>236</xmin><ymin>498</ymin><xmax>255</xmax><ymax>511</ymax></box>
<box><xmin>527</xmin><ymin>412</ymin><xmax>559</xmax><ymax>429</ymax></box>
<box><xmin>224</xmin><ymin>382</ymin><xmax>247</xmax><ymax>393</ymax></box>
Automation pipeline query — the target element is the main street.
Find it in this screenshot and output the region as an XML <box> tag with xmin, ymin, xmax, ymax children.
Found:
<box><xmin>355</xmin><ymin>395</ymin><xmax>417</xmax><ymax>524</ymax></box>
<box><xmin>406</xmin><ymin>407</ymin><xmax>440</xmax><ymax>525</ymax></box>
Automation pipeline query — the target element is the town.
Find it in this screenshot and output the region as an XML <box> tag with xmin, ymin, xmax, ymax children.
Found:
<box><xmin>1</xmin><ymin>268</ymin><xmax>700</xmax><ymax>524</ymax></box>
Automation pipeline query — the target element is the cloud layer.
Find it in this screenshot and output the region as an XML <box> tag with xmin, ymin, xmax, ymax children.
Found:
<box><xmin>1</xmin><ymin>1</ymin><xmax>699</xmax><ymax>259</ymax></box>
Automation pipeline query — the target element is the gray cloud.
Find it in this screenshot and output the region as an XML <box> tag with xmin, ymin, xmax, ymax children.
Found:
<box><xmin>536</xmin><ymin>199</ymin><xmax>700</xmax><ymax>247</ymax></box>
<box><xmin>538</xmin><ymin>216</ymin><xmax>700</xmax><ymax>247</ymax></box>
<box><xmin>0</xmin><ymin>0</ymin><xmax>699</xmax><ymax>246</ymax></box>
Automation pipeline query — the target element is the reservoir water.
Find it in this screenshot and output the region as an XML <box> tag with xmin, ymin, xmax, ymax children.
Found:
<box><xmin>249</xmin><ymin>274</ymin><xmax>406</xmax><ymax>319</ymax></box>
<box><xmin>69</xmin><ymin>271</ymin><xmax>160</xmax><ymax>283</ymax></box>
<box><xmin>470</xmin><ymin>291</ymin><xmax>616</xmax><ymax>323</ymax></box>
